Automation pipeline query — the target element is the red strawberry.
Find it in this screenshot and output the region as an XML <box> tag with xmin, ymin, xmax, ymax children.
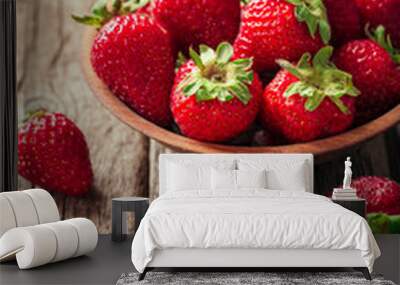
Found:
<box><xmin>324</xmin><ymin>0</ymin><xmax>362</xmax><ymax>45</ymax></box>
<box><xmin>351</xmin><ymin>176</ymin><xmax>400</xmax><ymax>215</ymax></box>
<box><xmin>261</xmin><ymin>46</ymin><xmax>360</xmax><ymax>142</ymax></box>
<box><xmin>74</xmin><ymin>2</ymin><xmax>175</xmax><ymax>127</ymax></box>
<box><xmin>334</xmin><ymin>26</ymin><xmax>400</xmax><ymax>124</ymax></box>
<box><xmin>151</xmin><ymin>0</ymin><xmax>241</xmax><ymax>53</ymax></box>
<box><xmin>18</xmin><ymin>111</ymin><xmax>93</xmax><ymax>196</ymax></box>
<box><xmin>233</xmin><ymin>0</ymin><xmax>329</xmax><ymax>71</ymax></box>
<box><xmin>354</xmin><ymin>0</ymin><xmax>400</xmax><ymax>47</ymax></box>
<box><xmin>171</xmin><ymin>43</ymin><xmax>262</xmax><ymax>142</ymax></box>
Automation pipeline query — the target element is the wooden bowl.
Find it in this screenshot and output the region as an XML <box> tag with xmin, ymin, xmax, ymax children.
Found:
<box><xmin>81</xmin><ymin>27</ymin><xmax>400</xmax><ymax>159</ymax></box>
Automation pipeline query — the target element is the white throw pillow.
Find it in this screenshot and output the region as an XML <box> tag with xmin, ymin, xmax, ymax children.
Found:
<box><xmin>211</xmin><ymin>168</ymin><xmax>237</xmax><ymax>190</ymax></box>
<box><xmin>166</xmin><ymin>159</ymin><xmax>236</xmax><ymax>192</ymax></box>
<box><xmin>236</xmin><ymin>169</ymin><xmax>267</xmax><ymax>189</ymax></box>
<box><xmin>237</xmin><ymin>159</ymin><xmax>308</xmax><ymax>191</ymax></box>
<box><xmin>167</xmin><ymin>162</ymin><xmax>211</xmax><ymax>191</ymax></box>
<box><xmin>211</xmin><ymin>169</ymin><xmax>268</xmax><ymax>190</ymax></box>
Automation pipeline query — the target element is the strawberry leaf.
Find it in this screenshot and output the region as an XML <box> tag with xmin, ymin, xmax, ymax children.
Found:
<box><xmin>330</xmin><ymin>97</ymin><xmax>349</xmax><ymax>114</ymax></box>
<box><xmin>72</xmin><ymin>0</ymin><xmax>114</xmax><ymax>27</ymax></box>
<box><xmin>91</xmin><ymin>0</ymin><xmax>111</xmax><ymax>19</ymax></box>
<box><xmin>319</xmin><ymin>20</ymin><xmax>331</xmax><ymax>45</ymax></box>
<box><xmin>216</xmin><ymin>42</ymin><xmax>233</xmax><ymax>64</ymax></box>
<box><xmin>286</xmin><ymin>0</ymin><xmax>303</xmax><ymax>5</ymax></box>
<box><xmin>232</xmin><ymin>58</ymin><xmax>253</xmax><ymax>70</ymax></box>
<box><xmin>189</xmin><ymin>48</ymin><xmax>205</xmax><ymax>70</ymax></box>
<box><xmin>297</xmin><ymin>53</ymin><xmax>312</xmax><ymax>69</ymax></box>
<box><xmin>71</xmin><ymin>15</ymin><xmax>103</xmax><ymax>28</ymax></box>
<box><xmin>111</xmin><ymin>0</ymin><xmax>121</xmax><ymax>11</ymax></box>
<box><xmin>367</xmin><ymin>25</ymin><xmax>400</xmax><ymax>64</ymax></box>
<box><xmin>121</xmin><ymin>0</ymin><xmax>151</xmax><ymax>13</ymax></box>
<box><xmin>304</xmin><ymin>91</ymin><xmax>324</xmax><ymax>111</ymax></box>
<box><xmin>279</xmin><ymin>46</ymin><xmax>359</xmax><ymax>113</ymax></box>
<box><xmin>240</xmin><ymin>0</ymin><xmax>252</xmax><ymax>5</ymax></box>
<box><xmin>199</xmin><ymin>45</ymin><xmax>216</xmax><ymax>66</ymax></box>
<box><xmin>195</xmin><ymin>88</ymin><xmax>215</xmax><ymax>101</ymax></box>
<box><xmin>183</xmin><ymin>81</ymin><xmax>202</xmax><ymax>97</ymax></box>
<box><xmin>229</xmin><ymin>82</ymin><xmax>251</xmax><ymax>105</ymax></box>
<box><xmin>312</xmin><ymin>46</ymin><xmax>333</xmax><ymax>68</ymax></box>
<box><xmin>289</xmin><ymin>0</ymin><xmax>331</xmax><ymax>44</ymax></box>
<box><xmin>277</xmin><ymin>59</ymin><xmax>306</xmax><ymax>80</ymax></box>
<box><xmin>175</xmin><ymin>52</ymin><xmax>187</xmax><ymax>70</ymax></box>
<box><xmin>72</xmin><ymin>0</ymin><xmax>151</xmax><ymax>28</ymax></box>
<box><xmin>217</xmin><ymin>89</ymin><xmax>234</xmax><ymax>102</ymax></box>
<box><xmin>284</xmin><ymin>81</ymin><xmax>307</xmax><ymax>97</ymax></box>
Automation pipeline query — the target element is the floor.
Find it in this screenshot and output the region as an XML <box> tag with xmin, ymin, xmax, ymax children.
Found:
<box><xmin>1</xmin><ymin>235</ymin><xmax>398</xmax><ymax>285</ymax></box>
<box><xmin>0</xmin><ymin>235</ymin><xmax>133</xmax><ymax>285</ymax></box>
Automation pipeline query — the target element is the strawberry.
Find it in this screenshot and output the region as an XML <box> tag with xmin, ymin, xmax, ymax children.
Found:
<box><xmin>171</xmin><ymin>43</ymin><xmax>262</xmax><ymax>142</ymax></box>
<box><xmin>352</xmin><ymin>176</ymin><xmax>400</xmax><ymax>215</ymax></box>
<box><xmin>74</xmin><ymin>1</ymin><xmax>175</xmax><ymax>127</ymax></box>
<box><xmin>324</xmin><ymin>0</ymin><xmax>362</xmax><ymax>45</ymax></box>
<box><xmin>233</xmin><ymin>0</ymin><xmax>330</xmax><ymax>71</ymax></box>
<box><xmin>334</xmin><ymin>26</ymin><xmax>400</xmax><ymax>124</ymax></box>
<box><xmin>18</xmin><ymin>111</ymin><xmax>93</xmax><ymax>196</ymax></box>
<box><xmin>354</xmin><ymin>0</ymin><xmax>400</xmax><ymax>47</ymax></box>
<box><xmin>261</xmin><ymin>46</ymin><xmax>360</xmax><ymax>142</ymax></box>
<box><xmin>151</xmin><ymin>0</ymin><xmax>241</xmax><ymax>53</ymax></box>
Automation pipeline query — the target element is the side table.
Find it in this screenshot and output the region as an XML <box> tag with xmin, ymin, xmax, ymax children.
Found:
<box><xmin>112</xmin><ymin>197</ymin><xmax>149</xmax><ymax>242</ymax></box>
<box><xmin>332</xmin><ymin>198</ymin><xmax>366</xmax><ymax>218</ymax></box>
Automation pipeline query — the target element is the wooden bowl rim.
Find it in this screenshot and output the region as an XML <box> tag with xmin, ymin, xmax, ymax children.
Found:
<box><xmin>81</xmin><ymin>27</ymin><xmax>400</xmax><ymax>156</ymax></box>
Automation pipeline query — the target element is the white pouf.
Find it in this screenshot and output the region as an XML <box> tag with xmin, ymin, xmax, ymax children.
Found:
<box><xmin>42</xmin><ymin>221</ymin><xmax>79</xmax><ymax>262</ymax></box>
<box><xmin>0</xmin><ymin>226</ymin><xmax>57</xmax><ymax>268</ymax></box>
<box><xmin>66</xmin><ymin>218</ymin><xmax>98</xmax><ymax>257</ymax></box>
<box><xmin>0</xmin><ymin>196</ymin><xmax>17</xmax><ymax>237</ymax></box>
<box><xmin>24</xmin><ymin>189</ymin><xmax>60</xmax><ymax>223</ymax></box>
<box><xmin>0</xmin><ymin>191</ymin><xmax>40</xmax><ymax>227</ymax></box>
<box><xmin>0</xmin><ymin>189</ymin><xmax>98</xmax><ymax>269</ymax></box>
<box><xmin>0</xmin><ymin>218</ymin><xmax>98</xmax><ymax>269</ymax></box>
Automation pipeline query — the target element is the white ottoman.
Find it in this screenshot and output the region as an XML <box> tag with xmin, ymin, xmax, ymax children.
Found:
<box><xmin>0</xmin><ymin>189</ymin><xmax>98</xmax><ymax>269</ymax></box>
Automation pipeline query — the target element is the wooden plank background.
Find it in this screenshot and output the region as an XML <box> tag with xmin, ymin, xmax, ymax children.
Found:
<box><xmin>16</xmin><ymin>0</ymin><xmax>400</xmax><ymax>234</ymax></box>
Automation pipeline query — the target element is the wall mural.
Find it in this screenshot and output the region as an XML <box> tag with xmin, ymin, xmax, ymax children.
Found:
<box><xmin>16</xmin><ymin>0</ymin><xmax>400</xmax><ymax>234</ymax></box>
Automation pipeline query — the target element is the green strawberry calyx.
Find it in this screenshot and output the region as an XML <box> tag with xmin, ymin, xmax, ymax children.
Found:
<box><xmin>178</xmin><ymin>42</ymin><xmax>254</xmax><ymax>105</ymax></box>
<box><xmin>276</xmin><ymin>46</ymin><xmax>360</xmax><ymax>114</ymax></box>
<box><xmin>72</xmin><ymin>0</ymin><xmax>150</xmax><ymax>28</ymax></box>
<box><xmin>367</xmin><ymin>25</ymin><xmax>400</xmax><ymax>65</ymax></box>
<box><xmin>286</xmin><ymin>0</ymin><xmax>331</xmax><ymax>44</ymax></box>
<box><xmin>22</xmin><ymin>109</ymin><xmax>48</xmax><ymax>124</ymax></box>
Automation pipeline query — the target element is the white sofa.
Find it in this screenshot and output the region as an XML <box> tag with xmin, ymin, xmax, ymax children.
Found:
<box><xmin>0</xmin><ymin>189</ymin><xmax>98</xmax><ymax>269</ymax></box>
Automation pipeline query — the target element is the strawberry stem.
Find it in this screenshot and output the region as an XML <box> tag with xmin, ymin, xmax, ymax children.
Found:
<box><xmin>72</xmin><ymin>0</ymin><xmax>150</xmax><ymax>28</ymax></box>
<box><xmin>179</xmin><ymin>42</ymin><xmax>254</xmax><ymax>105</ymax></box>
<box><xmin>277</xmin><ymin>46</ymin><xmax>360</xmax><ymax>113</ymax></box>
<box><xmin>23</xmin><ymin>109</ymin><xmax>48</xmax><ymax>123</ymax></box>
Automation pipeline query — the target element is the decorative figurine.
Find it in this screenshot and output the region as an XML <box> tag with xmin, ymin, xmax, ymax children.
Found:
<box><xmin>343</xmin><ymin>157</ymin><xmax>352</xmax><ymax>190</ymax></box>
<box><xmin>332</xmin><ymin>157</ymin><xmax>357</xmax><ymax>200</ymax></box>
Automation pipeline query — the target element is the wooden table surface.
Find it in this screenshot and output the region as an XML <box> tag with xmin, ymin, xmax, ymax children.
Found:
<box><xmin>16</xmin><ymin>0</ymin><xmax>400</xmax><ymax>234</ymax></box>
